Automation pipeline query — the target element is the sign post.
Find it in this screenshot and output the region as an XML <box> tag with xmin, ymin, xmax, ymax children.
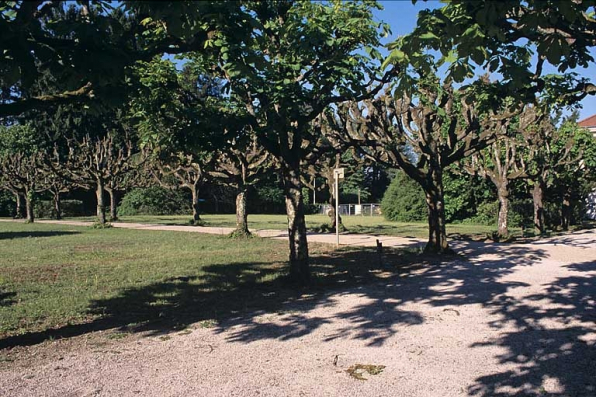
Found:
<box><xmin>333</xmin><ymin>168</ymin><xmax>345</xmax><ymax>247</ymax></box>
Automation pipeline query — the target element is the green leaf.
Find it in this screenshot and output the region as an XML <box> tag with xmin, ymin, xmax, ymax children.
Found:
<box><xmin>419</xmin><ymin>32</ymin><xmax>439</xmax><ymax>40</ymax></box>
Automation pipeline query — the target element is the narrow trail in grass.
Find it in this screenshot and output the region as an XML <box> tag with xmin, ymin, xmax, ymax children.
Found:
<box><xmin>1</xmin><ymin>219</ymin><xmax>427</xmax><ymax>249</ymax></box>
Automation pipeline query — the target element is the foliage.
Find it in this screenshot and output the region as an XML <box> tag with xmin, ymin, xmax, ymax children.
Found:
<box><xmin>0</xmin><ymin>190</ymin><xmax>15</xmax><ymax>217</ymax></box>
<box><xmin>390</xmin><ymin>1</ymin><xmax>596</xmax><ymax>105</ymax></box>
<box><xmin>0</xmin><ymin>1</ymin><xmax>237</xmax><ymax>118</ymax></box>
<box><xmin>251</xmin><ymin>184</ymin><xmax>286</xmax><ymax>215</ymax></box>
<box><xmin>118</xmin><ymin>187</ymin><xmax>191</xmax><ymax>216</ymax></box>
<box><xmin>381</xmin><ymin>172</ymin><xmax>427</xmax><ymax>222</ymax></box>
<box><xmin>34</xmin><ymin>200</ymin><xmax>85</xmax><ymax>219</ymax></box>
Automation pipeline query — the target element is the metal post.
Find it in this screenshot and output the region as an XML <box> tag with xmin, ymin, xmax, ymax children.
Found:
<box><xmin>313</xmin><ymin>177</ymin><xmax>316</xmax><ymax>205</ymax></box>
<box><xmin>335</xmin><ymin>175</ymin><xmax>339</xmax><ymax>247</ymax></box>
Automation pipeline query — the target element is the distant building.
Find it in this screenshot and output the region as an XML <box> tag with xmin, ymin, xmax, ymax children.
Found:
<box><xmin>578</xmin><ymin>114</ymin><xmax>596</xmax><ymax>137</ymax></box>
<box><xmin>579</xmin><ymin>115</ymin><xmax>596</xmax><ymax>219</ymax></box>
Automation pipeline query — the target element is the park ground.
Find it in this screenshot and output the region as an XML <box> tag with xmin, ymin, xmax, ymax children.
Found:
<box><xmin>0</xmin><ymin>218</ymin><xmax>595</xmax><ymax>396</ymax></box>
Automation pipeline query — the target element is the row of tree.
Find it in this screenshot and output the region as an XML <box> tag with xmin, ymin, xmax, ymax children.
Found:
<box><xmin>1</xmin><ymin>1</ymin><xmax>596</xmax><ymax>283</ymax></box>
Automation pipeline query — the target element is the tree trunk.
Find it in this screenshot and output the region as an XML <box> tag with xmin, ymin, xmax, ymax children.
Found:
<box><xmin>284</xmin><ymin>166</ymin><xmax>310</xmax><ymax>284</ymax></box>
<box><xmin>190</xmin><ymin>186</ymin><xmax>202</xmax><ymax>224</ymax></box>
<box><xmin>53</xmin><ymin>191</ymin><xmax>62</xmax><ymax>220</ymax></box>
<box><xmin>326</xmin><ymin>174</ymin><xmax>343</xmax><ymax>231</ymax></box>
<box><xmin>496</xmin><ymin>180</ymin><xmax>510</xmax><ymax>237</ymax></box>
<box><xmin>14</xmin><ymin>192</ymin><xmax>24</xmax><ymax>219</ymax></box>
<box><xmin>561</xmin><ymin>188</ymin><xmax>571</xmax><ymax>231</ymax></box>
<box><xmin>532</xmin><ymin>182</ymin><xmax>545</xmax><ymax>234</ymax></box>
<box><xmin>106</xmin><ymin>188</ymin><xmax>118</xmax><ymax>221</ymax></box>
<box><xmin>233</xmin><ymin>188</ymin><xmax>250</xmax><ymax>236</ymax></box>
<box><xmin>423</xmin><ymin>167</ymin><xmax>450</xmax><ymax>253</ymax></box>
<box><xmin>96</xmin><ymin>178</ymin><xmax>106</xmax><ymax>225</ymax></box>
<box><xmin>25</xmin><ymin>190</ymin><xmax>34</xmax><ymax>223</ymax></box>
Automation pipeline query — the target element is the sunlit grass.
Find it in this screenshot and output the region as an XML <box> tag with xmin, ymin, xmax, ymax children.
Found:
<box><xmin>62</xmin><ymin>213</ymin><xmax>504</xmax><ymax>239</ymax></box>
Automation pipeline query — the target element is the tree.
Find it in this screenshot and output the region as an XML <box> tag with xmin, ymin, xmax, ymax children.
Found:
<box><xmin>302</xmin><ymin>151</ymin><xmax>345</xmax><ymax>231</ymax></box>
<box><xmin>0</xmin><ymin>123</ymin><xmax>46</xmax><ymax>220</ymax></box>
<box><xmin>63</xmin><ymin>134</ymin><xmax>134</xmax><ymax>224</ymax></box>
<box><xmin>331</xmin><ymin>79</ymin><xmax>514</xmax><ymax>253</ymax></box>
<box><xmin>0</xmin><ymin>152</ymin><xmax>44</xmax><ymax>222</ymax></box>
<box><xmin>150</xmin><ymin>152</ymin><xmax>213</xmax><ymax>226</ymax></box>
<box><xmin>0</xmin><ymin>1</ymin><xmax>245</xmax><ymax>118</ymax></box>
<box><xmin>210</xmin><ymin>134</ymin><xmax>269</xmax><ymax>236</ymax></box>
<box><xmin>40</xmin><ymin>147</ymin><xmax>74</xmax><ymax>220</ymax></box>
<box><xmin>522</xmin><ymin>111</ymin><xmax>589</xmax><ymax>233</ymax></box>
<box><xmin>464</xmin><ymin>105</ymin><xmax>542</xmax><ymax>237</ymax></box>
<box><xmin>205</xmin><ymin>0</ymin><xmax>394</xmax><ymax>282</ymax></box>
<box><xmin>390</xmin><ymin>1</ymin><xmax>596</xmax><ymax>103</ymax></box>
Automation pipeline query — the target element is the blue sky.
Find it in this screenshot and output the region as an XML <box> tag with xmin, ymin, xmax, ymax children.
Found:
<box><xmin>373</xmin><ymin>1</ymin><xmax>596</xmax><ymax>121</ymax></box>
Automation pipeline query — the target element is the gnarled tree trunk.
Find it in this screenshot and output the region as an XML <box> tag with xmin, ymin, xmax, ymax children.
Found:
<box><xmin>496</xmin><ymin>179</ymin><xmax>510</xmax><ymax>237</ymax></box>
<box><xmin>233</xmin><ymin>188</ymin><xmax>250</xmax><ymax>236</ymax></box>
<box><xmin>14</xmin><ymin>192</ymin><xmax>24</xmax><ymax>219</ymax></box>
<box><xmin>106</xmin><ymin>188</ymin><xmax>118</xmax><ymax>221</ymax></box>
<box><xmin>25</xmin><ymin>190</ymin><xmax>34</xmax><ymax>223</ymax></box>
<box><xmin>532</xmin><ymin>181</ymin><xmax>545</xmax><ymax>234</ymax></box>
<box><xmin>190</xmin><ymin>185</ymin><xmax>202</xmax><ymax>225</ymax></box>
<box><xmin>284</xmin><ymin>166</ymin><xmax>310</xmax><ymax>284</ymax></box>
<box><xmin>96</xmin><ymin>178</ymin><xmax>106</xmax><ymax>225</ymax></box>
<box><xmin>422</xmin><ymin>167</ymin><xmax>450</xmax><ymax>253</ymax></box>
<box><xmin>53</xmin><ymin>191</ymin><xmax>62</xmax><ymax>220</ymax></box>
<box><xmin>561</xmin><ymin>188</ymin><xmax>571</xmax><ymax>231</ymax></box>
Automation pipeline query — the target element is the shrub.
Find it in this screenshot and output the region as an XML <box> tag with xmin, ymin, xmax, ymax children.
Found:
<box><xmin>118</xmin><ymin>187</ymin><xmax>191</xmax><ymax>216</ymax></box>
<box><xmin>381</xmin><ymin>172</ymin><xmax>427</xmax><ymax>222</ymax></box>
<box><xmin>0</xmin><ymin>190</ymin><xmax>15</xmax><ymax>217</ymax></box>
<box><xmin>469</xmin><ymin>200</ymin><xmax>499</xmax><ymax>226</ymax></box>
<box><xmin>34</xmin><ymin>199</ymin><xmax>85</xmax><ymax>218</ymax></box>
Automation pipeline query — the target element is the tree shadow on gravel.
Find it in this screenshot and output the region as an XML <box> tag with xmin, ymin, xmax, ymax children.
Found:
<box><xmin>0</xmin><ymin>240</ymin><xmax>548</xmax><ymax>355</ymax></box>
<box><xmin>467</xmin><ymin>258</ymin><xmax>596</xmax><ymax>397</ymax></box>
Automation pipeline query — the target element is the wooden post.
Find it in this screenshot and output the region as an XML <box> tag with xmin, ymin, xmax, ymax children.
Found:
<box><xmin>376</xmin><ymin>239</ymin><xmax>383</xmax><ymax>267</ymax></box>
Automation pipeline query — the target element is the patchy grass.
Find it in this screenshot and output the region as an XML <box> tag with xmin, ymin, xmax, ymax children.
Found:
<box><xmin>61</xmin><ymin>213</ymin><xmax>505</xmax><ymax>239</ymax></box>
<box><xmin>346</xmin><ymin>364</ymin><xmax>386</xmax><ymax>381</ymax></box>
<box><xmin>0</xmin><ymin>222</ymin><xmax>290</xmax><ymax>339</ymax></box>
<box><xmin>0</xmin><ymin>221</ymin><xmax>432</xmax><ymax>347</ymax></box>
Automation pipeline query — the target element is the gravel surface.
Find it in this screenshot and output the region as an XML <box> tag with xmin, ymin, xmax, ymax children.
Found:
<box><xmin>1</xmin><ymin>226</ymin><xmax>595</xmax><ymax>397</ymax></box>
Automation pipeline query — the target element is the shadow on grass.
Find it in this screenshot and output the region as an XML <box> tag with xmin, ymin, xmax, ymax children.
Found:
<box><xmin>0</xmin><ymin>240</ymin><xmax>545</xmax><ymax>350</ymax></box>
<box><xmin>0</xmin><ymin>231</ymin><xmax>81</xmax><ymax>240</ymax></box>
<box><xmin>6</xmin><ymin>237</ymin><xmax>596</xmax><ymax>395</ymax></box>
<box><xmin>0</xmin><ymin>290</ymin><xmax>16</xmax><ymax>307</ymax></box>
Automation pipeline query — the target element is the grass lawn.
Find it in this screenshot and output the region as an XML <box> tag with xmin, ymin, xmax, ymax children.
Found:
<box><xmin>63</xmin><ymin>213</ymin><xmax>507</xmax><ymax>239</ymax></box>
<box><xmin>0</xmin><ymin>221</ymin><xmax>418</xmax><ymax>346</ymax></box>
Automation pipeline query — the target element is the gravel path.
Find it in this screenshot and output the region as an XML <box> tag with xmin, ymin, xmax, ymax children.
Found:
<box><xmin>1</xmin><ymin>224</ymin><xmax>595</xmax><ymax>397</ymax></box>
<box><xmin>26</xmin><ymin>219</ymin><xmax>427</xmax><ymax>248</ymax></box>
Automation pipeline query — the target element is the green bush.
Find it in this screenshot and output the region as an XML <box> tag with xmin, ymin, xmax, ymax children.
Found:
<box><xmin>469</xmin><ymin>201</ymin><xmax>498</xmax><ymax>225</ymax></box>
<box><xmin>34</xmin><ymin>200</ymin><xmax>85</xmax><ymax>218</ymax></box>
<box><xmin>0</xmin><ymin>190</ymin><xmax>15</xmax><ymax>217</ymax></box>
<box><xmin>381</xmin><ymin>172</ymin><xmax>427</xmax><ymax>222</ymax></box>
<box><xmin>118</xmin><ymin>187</ymin><xmax>191</xmax><ymax>216</ymax></box>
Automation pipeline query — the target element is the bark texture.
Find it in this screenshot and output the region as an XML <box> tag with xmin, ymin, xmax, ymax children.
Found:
<box><xmin>561</xmin><ymin>189</ymin><xmax>571</xmax><ymax>231</ymax></box>
<box><xmin>284</xmin><ymin>167</ymin><xmax>310</xmax><ymax>284</ymax></box>
<box><xmin>533</xmin><ymin>182</ymin><xmax>545</xmax><ymax>234</ymax></box>
<box><xmin>191</xmin><ymin>186</ymin><xmax>201</xmax><ymax>224</ymax></box>
<box><xmin>496</xmin><ymin>180</ymin><xmax>510</xmax><ymax>237</ymax></box>
<box><xmin>96</xmin><ymin>179</ymin><xmax>106</xmax><ymax>225</ymax></box>
<box><xmin>14</xmin><ymin>193</ymin><xmax>24</xmax><ymax>219</ymax></box>
<box><xmin>25</xmin><ymin>192</ymin><xmax>34</xmax><ymax>223</ymax></box>
<box><xmin>234</xmin><ymin>189</ymin><xmax>250</xmax><ymax>235</ymax></box>
<box><xmin>53</xmin><ymin>192</ymin><xmax>62</xmax><ymax>220</ymax></box>
<box><xmin>106</xmin><ymin>188</ymin><xmax>118</xmax><ymax>221</ymax></box>
<box><xmin>422</xmin><ymin>168</ymin><xmax>450</xmax><ymax>253</ymax></box>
